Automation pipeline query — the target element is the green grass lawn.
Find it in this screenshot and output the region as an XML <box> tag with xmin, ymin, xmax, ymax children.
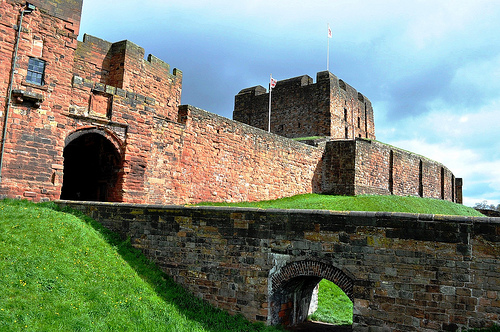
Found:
<box><xmin>309</xmin><ymin>279</ymin><xmax>352</xmax><ymax>325</ymax></box>
<box><xmin>0</xmin><ymin>199</ymin><xmax>278</xmax><ymax>332</ymax></box>
<box><xmin>196</xmin><ymin>193</ymin><xmax>483</xmax><ymax>216</ymax></box>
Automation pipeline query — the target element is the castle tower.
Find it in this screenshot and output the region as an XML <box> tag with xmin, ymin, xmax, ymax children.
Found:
<box><xmin>0</xmin><ymin>0</ymin><xmax>182</xmax><ymax>202</ymax></box>
<box><xmin>234</xmin><ymin>71</ymin><xmax>376</xmax><ymax>141</ymax></box>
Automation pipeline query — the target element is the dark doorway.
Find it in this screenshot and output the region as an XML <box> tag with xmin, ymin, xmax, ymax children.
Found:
<box><xmin>61</xmin><ymin>132</ymin><xmax>122</xmax><ymax>201</ymax></box>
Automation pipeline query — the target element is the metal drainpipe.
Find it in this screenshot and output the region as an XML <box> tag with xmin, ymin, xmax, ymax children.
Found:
<box><xmin>0</xmin><ymin>4</ymin><xmax>35</xmax><ymax>182</ymax></box>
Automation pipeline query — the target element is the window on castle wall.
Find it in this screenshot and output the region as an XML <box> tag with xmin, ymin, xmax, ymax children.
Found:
<box><xmin>345</xmin><ymin>127</ymin><xmax>348</xmax><ymax>139</ymax></box>
<box><xmin>26</xmin><ymin>57</ymin><xmax>46</xmax><ymax>85</ymax></box>
<box><xmin>357</xmin><ymin>117</ymin><xmax>360</xmax><ymax>128</ymax></box>
<box><xmin>344</xmin><ymin>108</ymin><xmax>347</xmax><ymax>121</ymax></box>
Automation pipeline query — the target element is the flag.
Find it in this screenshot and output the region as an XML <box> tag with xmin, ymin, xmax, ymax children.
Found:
<box><xmin>270</xmin><ymin>76</ymin><xmax>277</xmax><ymax>89</ymax></box>
<box><xmin>328</xmin><ymin>24</ymin><xmax>332</xmax><ymax>38</ymax></box>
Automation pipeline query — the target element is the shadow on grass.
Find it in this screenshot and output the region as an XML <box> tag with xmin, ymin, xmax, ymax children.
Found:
<box><xmin>42</xmin><ymin>201</ymin><xmax>281</xmax><ymax>332</ymax></box>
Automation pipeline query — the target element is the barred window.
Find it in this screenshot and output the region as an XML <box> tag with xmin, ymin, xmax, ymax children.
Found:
<box><xmin>26</xmin><ymin>58</ymin><xmax>45</xmax><ymax>85</ymax></box>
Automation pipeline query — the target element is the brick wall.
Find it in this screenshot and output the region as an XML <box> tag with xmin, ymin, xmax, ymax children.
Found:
<box><xmin>58</xmin><ymin>201</ymin><xmax>500</xmax><ymax>331</ymax></box>
<box><xmin>73</xmin><ymin>34</ymin><xmax>182</xmax><ymax>121</ymax></box>
<box><xmin>0</xmin><ymin>0</ymin><xmax>82</xmax><ymax>200</ymax></box>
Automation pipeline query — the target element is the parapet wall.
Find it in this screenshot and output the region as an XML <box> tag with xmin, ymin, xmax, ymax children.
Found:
<box><xmin>73</xmin><ymin>34</ymin><xmax>182</xmax><ymax>121</ymax></box>
<box><xmin>144</xmin><ymin>105</ymin><xmax>325</xmax><ymax>204</ymax></box>
<box><xmin>322</xmin><ymin>139</ymin><xmax>461</xmax><ymax>202</ymax></box>
<box><xmin>57</xmin><ymin>201</ymin><xmax>500</xmax><ymax>331</ymax></box>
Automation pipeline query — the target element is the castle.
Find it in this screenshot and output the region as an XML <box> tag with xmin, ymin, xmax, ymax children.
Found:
<box><xmin>0</xmin><ymin>0</ymin><xmax>462</xmax><ymax>204</ymax></box>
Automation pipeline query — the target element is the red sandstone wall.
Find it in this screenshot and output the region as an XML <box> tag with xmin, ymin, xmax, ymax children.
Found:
<box><xmin>392</xmin><ymin>149</ymin><xmax>421</xmax><ymax>197</ymax></box>
<box><xmin>355</xmin><ymin>140</ymin><xmax>391</xmax><ymax>195</ymax></box>
<box><xmin>145</xmin><ymin>106</ymin><xmax>324</xmax><ymax>205</ymax></box>
<box><xmin>0</xmin><ymin>0</ymin><xmax>460</xmax><ymax>205</ymax></box>
<box><xmin>234</xmin><ymin>74</ymin><xmax>332</xmax><ymax>138</ymax></box>
<box><xmin>353</xmin><ymin>139</ymin><xmax>457</xmax><ymax>201</ymax></box>
<box><xmin>320</xmin><ymin>140</ymin><xmax>356</xmax><ymax>195</ymax></box>
<box><xmin>73</xmin><ymin>35</ymin><xmax>182</xmax><ymax>122</ymax></box>
<box><xmin>0</xmin><ymin>0</ymin><xmax>81</xmax><ymax>200</ymax></box>
<box><xmin>329</xmin><ymin>73</ymin><xmax>375</xmax><ymax>140</ymax></box>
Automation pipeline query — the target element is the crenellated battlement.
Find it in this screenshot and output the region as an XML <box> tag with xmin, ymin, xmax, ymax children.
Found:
<box><xmin>23</xmin><ymin>0</ymin><xmax>83</xmax><ymax>35</ymax></box>
<box><xmin>234</xmin><ymin>71</ymin><xmax>375</xmax><ymax>140</ymax></box>
<box><xmin>274</xmin><ymin>74</ymin><xmax>313</xmax><ymax>89</ymax></box>
<box><xmin>77</xmin><ymin>34</ymin><xmax>182</xmax><ymax>84</ymax></box>
<box><xmin>74</xmin><ymin>34</ymin><xmax>182</xmax><ymax>121</ymax></box>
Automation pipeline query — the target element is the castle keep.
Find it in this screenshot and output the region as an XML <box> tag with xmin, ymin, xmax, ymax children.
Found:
<box><xmin>0</xmin><ymin>0</ymin><xmax>462</xmax><ymax>204</ymax></box>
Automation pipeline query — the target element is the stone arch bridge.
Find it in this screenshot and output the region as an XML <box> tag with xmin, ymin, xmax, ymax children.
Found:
<box><xmin>58</xmin><ymin>201</ymin><xmax>500</xmax><ymax>331</ymax></box>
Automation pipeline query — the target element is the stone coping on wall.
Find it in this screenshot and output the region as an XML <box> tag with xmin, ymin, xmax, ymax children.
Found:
<box><xmin>55</xmin><ymin>199</ymin><xmax>498</xmax><ymax>224</ymax></box>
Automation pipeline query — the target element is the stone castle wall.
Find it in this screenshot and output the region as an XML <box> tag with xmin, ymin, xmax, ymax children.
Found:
<box><xmin>319</xmin><ymin>139</ymin><xmax>458</xmax><ymax>202</ymax></box>
<box><xmin>0</xmin><ymin>0</ymin><xmax>461</xmax><ymax>204</ymax></box>
<box><xmin>144</xmin><ymin>105</ymin><xmax>324</xmax><ymax>204</ymax></box>
<box><xmin>0</xmin><ymin>0</ymin><xmax>83</xmax><ymax>200</ymax></box>
<box><xmin>58</xmin><ymin>201</ymin><xmax>500</xmax><ymax>331</ymax></box>
<box><xmin>234</xmin><ymin>71</ymin><xmax>376</xmax><ymax>140</ymax></box>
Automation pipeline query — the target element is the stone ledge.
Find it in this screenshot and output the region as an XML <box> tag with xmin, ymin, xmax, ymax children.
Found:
<box><xmin>11</xmin><ymin>89</ymin><xmax>44</xmax><ymax>108</ymax></box>
<box><xmin>72</xmin><ymin>75</ymin><xmax>156</xmax><ymax>106</ymax></box>
<box><xmin>55</xmin><ymin>200</ymin><xmax>499</xmax><ymax>223</ymax></box>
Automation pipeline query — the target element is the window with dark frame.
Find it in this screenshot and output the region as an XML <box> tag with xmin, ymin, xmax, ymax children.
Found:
<box><xmin>26</xmin><ymin>57</ymin><xmax>45</xmax><ymax>85</ymax></box>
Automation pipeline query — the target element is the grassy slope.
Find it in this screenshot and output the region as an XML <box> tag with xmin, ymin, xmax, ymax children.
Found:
<box><xmin>196</xmin><ymin>194</ymin><xmax>483</xmax><ymax>216</ymax></box>
<box><xmin>0</xmin><ymin>199</ymin><xmax>278</xmax><ymax>332</ymax></box>
<box><xmin>0</xmin><ymin>196</ymin><xmax>488</xmax><ymax>331</ymax></box>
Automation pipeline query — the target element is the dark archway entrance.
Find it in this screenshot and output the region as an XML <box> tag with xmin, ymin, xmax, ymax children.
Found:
<box><xmin>61</xmin><ymin>131</ymin><xmax>123</xmax><ymax>202</ymax></box>
<box><xmin>269</xmin><ymin>261</ymin><xmax>353</xmax><ymax>329</ymax></box>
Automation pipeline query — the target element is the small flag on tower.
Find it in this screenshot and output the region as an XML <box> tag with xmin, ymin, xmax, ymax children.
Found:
<box><xmin>270</xmin><ymin>76</ymin><xmax>277</xmax><ymax>89</ymax></box>
<box><xmin>328</xmin><ymin>24</ymin><xmax>332</xmax><ymax>38</ymax></box>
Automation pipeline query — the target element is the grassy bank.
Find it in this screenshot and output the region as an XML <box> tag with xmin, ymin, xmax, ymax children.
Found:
<box><xmin>196</xmin><ymin>194</ymin><xmax>483</xmax><ymax>216</ymax></box>
<box><xmin>309</xmin><ymin>279</ymin><xmax>353</xmax><ymax>325</ymax></box>
<box><xmin>0</xmin><ymin>199</ymin><xmax>278</xmax><ymax>332</ymax></box>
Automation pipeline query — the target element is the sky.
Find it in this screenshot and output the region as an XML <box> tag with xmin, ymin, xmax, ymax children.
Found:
<box><xmin>78</xmin><ymin>0</ymin><xmax>500</xmax><ymax>207</ymax></box>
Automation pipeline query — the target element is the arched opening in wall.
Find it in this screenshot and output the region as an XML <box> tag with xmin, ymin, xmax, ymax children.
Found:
<box><xmin>60</xmin><ymin>130</ymin><xmax>123</xmax><ymax>202</ymax></box>
<box><xmin>269</xmin><ymin>261</ymin><xmax>354</xmax><ymax>329</ymax></box>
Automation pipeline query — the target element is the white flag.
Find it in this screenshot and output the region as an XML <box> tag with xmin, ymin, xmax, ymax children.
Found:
<box><xmin>270</xmin><ymin>76</ymin><xmax>277</xmax><ymax>89</ymax></box>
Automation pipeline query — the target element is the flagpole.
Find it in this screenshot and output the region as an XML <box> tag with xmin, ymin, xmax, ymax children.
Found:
<box><xmin>327</xmin><ymin>23</ymin><xmax>330</xmax><ymax>71</ymax></box>
<box><xmin>268</xmin><ymin>74</ymin><xmax>272</xmax><ymax>132</ymax></box>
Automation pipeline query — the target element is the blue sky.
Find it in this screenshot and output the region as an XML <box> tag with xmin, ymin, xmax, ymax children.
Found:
<box><xmin>79</xmin><ymin>0</ymin><xmax>500</xmax><ymax>207</ymax></box>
